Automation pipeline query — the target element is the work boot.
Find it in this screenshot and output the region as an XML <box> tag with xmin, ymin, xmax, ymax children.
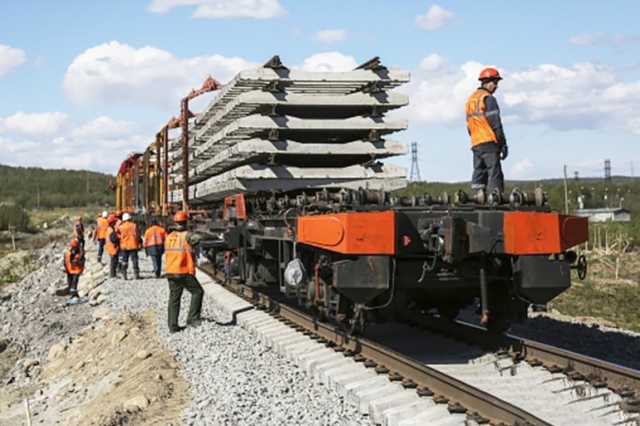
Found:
<box><xmin>187</xmin><ymin>319</ymin><xmax>203</xmax><ymax>328</ymax></box>
<box><xmin>122</xmin><ymin>270</ymin><xmax>128</xmax><ymax>280</ymax></box>
<box><xmin>169</xmin><ymin>326</ymin><xmax>185</xmax><ymax>334</ymax></box>
<box><xmin>134</xmin><ymin>272</ymin><xmax>140</xmax><ymax>280</ymax></box>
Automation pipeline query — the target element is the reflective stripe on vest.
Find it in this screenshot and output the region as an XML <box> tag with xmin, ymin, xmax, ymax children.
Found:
<box><xmin>105</xmin><ymin>227</ymin><xmax>119</xmax><ymax>256</ymax></box>
<box><xmin>96</xmin><ymin>218</ymin><xmax>109</xmax><ymax>240</ymax></box>
<box><xmin>144</xmin><ymin>226</ymin><xmax>165</xmax><ymax>248</ymax></box>
<box><xmin>65</xmin><ymin>250</ymin><xmax>84</xmax><ymax>274</ymax></box>
<box><xmin>465</xmin><ymin>89</ymin><xmax>498</xmax><ymax>147</ymax></box>
<box><xmin>164</xmin><ymin>231</ymin><xmax>195</xmax><ymax>275</ymax></box>
<box><xmin>119</xmin><ymin>221</ymin><xmax>140</xmax><ymax>250</ymax></box>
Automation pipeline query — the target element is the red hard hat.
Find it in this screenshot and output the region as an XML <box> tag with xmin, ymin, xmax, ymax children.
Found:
<box><xmin>70</xmin><ymin>239</ymin><xmax>80</xmax><ymax>249</ymax></box>
<box><xmin>478</xmin><ymin>67</ymin><xmax>502</xmax><ymax>81</ymax></box>
<box><xmin>174</xmin><ymin>211</ymin><xmax>188</xmax><ymax>223</ymax></box>
<box><xmin>107</xmin><ymin>214</ymin><xmax>117</xmax><ymax>225</ymax></box>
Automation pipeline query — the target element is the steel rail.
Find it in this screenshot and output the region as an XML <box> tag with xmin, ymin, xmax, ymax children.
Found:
<box><xmin>200</xmin><ymin>267</ymin><xmax>552</xmax><ymax>426</ymax></box>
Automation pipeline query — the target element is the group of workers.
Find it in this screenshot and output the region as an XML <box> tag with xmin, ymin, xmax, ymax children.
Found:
<box><xmin>63</xmin><ymin>210</ymin><xmax>203</xmax><ymax>333</ymax></box>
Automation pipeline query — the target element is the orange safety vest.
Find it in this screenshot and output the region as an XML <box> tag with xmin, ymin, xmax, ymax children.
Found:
<box><xmin>65</xmin><ymin>249</ymin><xmax>85</xmax><ymax>275</ymax></box>
<box><xmin>105</xmin><ymin>226</ymin><xmax>119</xmax><ymax>256</ymax></box>
<box><xmin>164</xmin><ymin>231</ymin><xmax>195</xmax><ymax>275</ymax></box>
<box><xmin>96</xmin><ymin>217</ymin><xmax>109</xmax><ymax>240</ymax></box>
<box><xmin>465</xmin><ymin>89</ymin><xmax>498</xmax><ymax>147</ymax></box>
<box><xmin>119</xmin><ymin>221</ymin><xmax>140</xmax><ymax>250</ymax></box>
<box><xmin>144</xmin><ymin>225</ymin><xmax>166</xmax><ymax>248</ymax></box>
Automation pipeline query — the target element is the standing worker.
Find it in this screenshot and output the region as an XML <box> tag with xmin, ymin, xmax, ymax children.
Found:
<box><xmin>94</xmin><ymin>211</ymin><xmax>109</xmax><ymax>264</ymax></box>
<box><xmin>119</xmin><ymin>213</ymin><xmax>141</xmax><ymax>280</ymax></box>
<box><xmin>465</xmin><ymin>67</ymin><xmax>508</xmax><ymax>196</ymax></box>
<box><xmin>164</xmin><ymin>211</ymin><xmax>204</xmax><ymax>333</ymax></box>
<box><xmin>73</xmin><ymin>216</ymin><xmax>85</xmax><ymax>250</ymax></box>
<box><xmin>144</xmin><ymin>219</ymin><xmax>167</xmax><ymax>278</ymax></box>
<box><xmin>63</xmin><ymin>238</ymin><xmax>85</xmax><ymax>301</ymax></box>
<box><xmin>105</xmin><ymin>214</ymin><xmax>120</xmax><ymax>278</ymax></box>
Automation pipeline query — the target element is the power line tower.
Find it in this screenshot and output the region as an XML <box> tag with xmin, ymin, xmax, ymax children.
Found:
<box><xmin>409</xmin><ymin>141</ymin><xmax>421</xmax><ymax>182</ymax></box>
<box><xmin>604</xmin><ymin>159</ymin><xmax>611</xmax><ymax>182</ymax></box>
<box><xmin>574</xmin><ymin>171</ymin><xmax>579</xmax><ymax>181</ymax></box>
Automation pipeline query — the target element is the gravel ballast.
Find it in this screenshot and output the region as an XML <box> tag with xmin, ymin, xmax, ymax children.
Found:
<box><xmin>102</xmin><ymin>256</ymin><xmax>368</xmax><ymax>426</ymax></box>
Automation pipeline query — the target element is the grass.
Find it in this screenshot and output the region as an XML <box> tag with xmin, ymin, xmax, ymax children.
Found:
<box><xmin>549</xmin><ymin>279</ymin><xmax>640</xmax><ymax>332</ymax></box>
<box><xmin>29</xmin><ymin>206</ymin><xmax>106</xmax><ymax>229</ymax></box>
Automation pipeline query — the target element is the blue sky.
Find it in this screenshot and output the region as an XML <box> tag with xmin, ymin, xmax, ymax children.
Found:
<box><xmin>0</xmin><ymin>0</ymin><xmax>639</xmax><ymax>180</ymax></box>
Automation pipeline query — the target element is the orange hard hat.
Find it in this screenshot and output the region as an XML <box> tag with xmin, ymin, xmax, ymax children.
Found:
<box><xmin>174</xmin><ymin>211</ymin><xmax>188</xmax><ymax>223</ymax></box>
<box><xmin>478</xmin><ymin>67</ymin><xmax>502</xmax><ymax>81</ymax></box>
<box><xmin>70</xmin><ymin>239</ymin><xmax>80</xmax><ymax>249</ymax></box>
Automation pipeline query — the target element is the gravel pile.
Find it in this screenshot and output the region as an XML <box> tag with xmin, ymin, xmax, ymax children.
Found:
<box><xmin>103</xmin><ymin>256</ymin><xmax>368</xmax><ymax>426</ymax></box>
<box><xmin>0</xmin><ymin>241</ymin><xmax>95</xmax><ymax>389</ymax></box>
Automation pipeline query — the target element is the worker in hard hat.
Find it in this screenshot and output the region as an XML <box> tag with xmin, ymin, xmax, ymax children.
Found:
<box><xmin>94</xmin><ymin>211</ymin><xmax>109</xmax><ymax>264</ymax></box>
<box><xmin>164</xmin><ymin>211</ymin><xmax>204</xmax><ymax>333</ymax></box>
<box><xmin>144</xmin><ymin>218</ymin><xmax>167</xmax><ymax>278</ymax></box>
<box><xmin>63</xmin><ymin>238</ymin><xmax>85</xmax><ymax>300</ymax></box>
<box><xmin>465</xmin><ymin>67</ymin><xmax>508</xmax><ymax>195</ymax></box>
<box><xmin>105</xmin><ymin>214</ymin><xmax>120</xmax><ymax>278</ymax></box>
<box><xmin>119</xmin><ymin>212</ymin><xmax>141</xmax><ymax>280</ymax></box>
<box><xmin>73</xmin><ymin>216</ymin><xmax>85</xmax><ymax>250</ymax></box>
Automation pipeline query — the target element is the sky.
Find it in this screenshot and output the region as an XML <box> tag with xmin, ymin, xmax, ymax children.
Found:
<box><xmin>1</xmin><ymin>0</ymin><xmax>639</xmax><ymax>181</ymax></box>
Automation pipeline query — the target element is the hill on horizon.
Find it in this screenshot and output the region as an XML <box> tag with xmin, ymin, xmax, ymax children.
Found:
<box><xmin>0</xmin><ymin>164</ymin><xmax>114</xmax><ymax>209</ymax></box>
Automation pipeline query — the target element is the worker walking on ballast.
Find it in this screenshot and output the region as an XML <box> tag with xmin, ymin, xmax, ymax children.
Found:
<box><xmin>465</xmin><ymin>67</ymin><xmax>508</xmax><ymax>196</ymax></box>
<box><xmin>63</xmin><ymin>238</ymin><xmax>85</xmax><ymax>301</ymax></box>
<box><xmin>105</xmin><ymin>214</ymin><xmax>120</xmax><ymax>278</ymax></box>
<box><xmin>144</xmin><ymin>218</ymin><xmax>167</xmax><ymax>278</ymax></box>
<box><xmin>94</xmin><ymin>211</ymin><xmax>109</xmax><ymax>264</ymax></box>
<box><xmin>165</xmin><ymin>211</ymin><xmax>204</xmax><ymax>333</ymax></box>
<box><xmin>119</xmin><ymin>213</ymin><xmax>141</xmax><ymax>280</ymax></box>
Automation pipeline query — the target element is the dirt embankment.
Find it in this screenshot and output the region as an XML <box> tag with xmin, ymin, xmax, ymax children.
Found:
<box><xmin>0</xmin><ymin>241</ymin><xmax>190</xmax><ymax>425</ymax></box>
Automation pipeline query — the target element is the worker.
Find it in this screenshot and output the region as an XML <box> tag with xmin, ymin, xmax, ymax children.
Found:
<box><xmin>63</xmin><ymin>238</ymin><xmax>85</xmax><ymax>300</ymax></box>
<box><xmin>165</xmin><ymin>211</ymin><xmax>203</xmax><ymax>333</ymax></box>
<box><xmin>105</xmin><ymin>214</ymin><xmax>120</xmax><ymax>278</ymax></box>
<box><xmin>94</xmin><ymin>211</ymin><xmax>109</xmax><ymax>263</ymax></box>
<box><xmin>465</xmin><ymin>67</ymin><xmax>508</xmax><ymax>195</ymax></box>
<box><xmin>73</xmin><ymin>216</ymin><xmax>85</xmax><ymax>250</ymax></box>
<box><xmin>119</xmin><ymin>213</ymin><xmax>141</xmax><ymax>280</ymax></box>
<box><xmin>144</xmin><ymin>219</ymin><xmax>167</xmax><ymax>278</ymax></box>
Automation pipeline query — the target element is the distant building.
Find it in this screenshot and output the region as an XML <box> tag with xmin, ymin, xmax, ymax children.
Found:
<box><xmin>575</xmin><ymin>207</ymin><xmax>631</xmax><ymax>223</ymax></box>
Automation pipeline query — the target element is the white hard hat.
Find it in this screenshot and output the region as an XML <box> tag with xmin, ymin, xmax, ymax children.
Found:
<box><xmin>122</xmin><ymin>213</ymin><xmax>131</xmax><ymax>221</ymax></box>
<box><xmin>102</xmin><ymin>211</ymin><xmax>108</xmax><ymax>218</ymax></box>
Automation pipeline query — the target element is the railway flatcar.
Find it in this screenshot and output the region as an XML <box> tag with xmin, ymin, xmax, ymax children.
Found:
<box><xmin>115</xmin><ymin>56</ymin><xmax>588</xmax><ymax>333</ymax></box>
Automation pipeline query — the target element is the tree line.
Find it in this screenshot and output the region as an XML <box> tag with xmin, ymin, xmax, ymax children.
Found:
<box><xmin>0</xmin><ymin>164</ymin><xmax>113</xmax><ymax>209</ymax></box>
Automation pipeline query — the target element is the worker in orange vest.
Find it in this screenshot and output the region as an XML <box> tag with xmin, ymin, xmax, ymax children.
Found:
<box><xmin>165</xmin><ymin>211</ymin><xmax>203</xmax><ymax>333</ymax></box>
<box><xmin>105</xmin><ymin>214</ymin><xmax>120</xmax><ymax>278</ymax></box>
<box><xmin>63</xmin><ymin>238</ymin><xmax>85</xmax><ymax>300</ymax></box>
<box><xmin>94</xmin><ymin>211</ymin><xmax>109</xmax><ymax>263</ymax></box>
<box><xmin>119</xmin><ymin>212</ymin><xmax>141</xmax><ymax>280</ymax></box>
<box><xmin>465</xmin><ymin>67</ymin><xmax>508</xmax><ymax>195</ymax></box>
<box><xmin>144</xmin><ymin>219</ymin><xmax>167</xmax><ymax>278</ymax></box>
<box><xmin>73</xmin><ymin>216</ymin><xmax>85</xmax><ymax>250</ymax></box>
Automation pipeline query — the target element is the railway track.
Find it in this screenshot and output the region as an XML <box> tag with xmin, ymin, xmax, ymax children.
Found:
<box><xmin>200</xmin><ymin>265</ymin><xmax>640</xmax><ymax>425</ymax></box>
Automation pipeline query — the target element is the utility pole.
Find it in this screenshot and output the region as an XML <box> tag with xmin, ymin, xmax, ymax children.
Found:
<box><xmin>563</xmin><ymin>165</ymin><xmax>569</xmax><ymax>214</ymax></box>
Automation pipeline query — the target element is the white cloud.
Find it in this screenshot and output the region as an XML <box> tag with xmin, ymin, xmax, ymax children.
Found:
<box><xmin>0</xmin><ymin>113</ymin><xmax>148</xmax><ymax>172</ymax></box>
<box><xmin>314</xmin><ymin>29</ymin><xmax>348</xmax><ymax>43</ymax></box>
<box><xmin>402</xmin><ymin>54</ymin><xmax>640</xmax><ymax>135</ymax></box>
<box><xmin>569</xmin><ymin>33</ymin><xmax>640</xmax><ymax>46</ymax></box>
<box><xmin>510</xmin><ymin>158</ymin><xmax>535</xmax><ymax>179</ymax></box>
<box><xmin>298</xmin><ymin>52</ymin><xmax>357</xmax><ymax>72</ymax></box>
<box><xmin>0</xmin><ymin>112</ymin><xmax>70</xmax><ymax>138</ymax></box>
<box><xmin>416</xmin><ymin>4</ymin><xmax>454</xmax><ymax>31</ymax></box>
<box><xmin>71</xmin><ymin>116</ymin><xmax>137</xmax><ymax>140</ymax></box>
<box><xmin>63</xmin><ymin>41</ymin><xmax>257</xmax><ymax>109</ymax></box>
<box><xmin>148</xmin><ymin>0</ymin><xmax>285</xmax><ymax>19</ymax></box>
<box><xmin>0</xmin><ymin>44</ymin><xmax>27</xmax><ymax>77</ymax></box>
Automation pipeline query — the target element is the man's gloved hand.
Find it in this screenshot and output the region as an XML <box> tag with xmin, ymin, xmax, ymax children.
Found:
<box><xmin>500</xmin><ymin>144</ymin><xmax>509</xmax><ymax>160</ymax></box>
